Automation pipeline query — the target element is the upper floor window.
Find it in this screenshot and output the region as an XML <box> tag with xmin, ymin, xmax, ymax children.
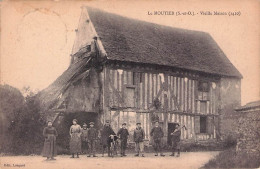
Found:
<box><xmin>198</xmin><ymin>81</ymin><xmax>210</xmax><ymax>101</ymax></box>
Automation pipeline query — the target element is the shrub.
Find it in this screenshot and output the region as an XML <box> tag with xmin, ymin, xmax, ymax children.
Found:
<box><xmin>0</xmin><ymin>85</ymin><xmax>44</xmax><ymax>155</ymax></box>
<box><xmin>202</xmin><ymin>147</ymin><xmax>260</xmax><ymax>168</ymax></box>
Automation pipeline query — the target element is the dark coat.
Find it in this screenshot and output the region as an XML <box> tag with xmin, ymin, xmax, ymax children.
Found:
<box><xmin>150</xmin><ymin>126</ymin><xmax>164</xmax><ymax>140</ymax></box>
<box><xmin>100</xmin><ymin>125</ymin><xmax>115</xmax><ymax>145</ymax></box>
<box><xmin>117</xmin><ymin>128</ymin><xmax>129</xmax><ymax>140</ymax></box>
<box><xmin>171</xmin><ymin>130</ymin><xmax>181</xmax><ymax>142</ymax></box>
<box><xmin>133</xmin><ymin>127</ymin><xmax>145</xmax><ymax>143</ymax></box>
<box><xmin>87</xmin><ymin>127</ymin><xmax>98</xmax><ymax>141</ymax></box>
<box><xmin>81</xmin><ymin>128</ymin><xmax>88</xmax><ymax>142</ymax></box>
<box><xmin>42</xmin><ymin>126</ymin><xmax>58</xmax><ymax>158</ymax></box>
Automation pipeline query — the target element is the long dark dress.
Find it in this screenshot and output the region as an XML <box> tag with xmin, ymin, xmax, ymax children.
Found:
<box><xmin>69</xmin><ymin>124</ymin><xmax>82</xmax><ymax>153</ymax></box>
<box><xmin>42</xmin><ymin>126</ymin><xmax>58</xmax><ymax>158</ymax></box>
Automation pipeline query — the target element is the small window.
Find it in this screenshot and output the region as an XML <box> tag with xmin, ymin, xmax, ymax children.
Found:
<box><xmin>200</xmin><ymin>116</ymin><xmax>207</xmax><ymax>133</ymax></box>
<box><xmin>198</xmin><ymin>81</ymin><xmax>210</xmax><ymax>92</ymax></box>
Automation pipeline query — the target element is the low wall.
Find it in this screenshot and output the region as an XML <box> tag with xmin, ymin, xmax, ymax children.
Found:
<box><xmin>236</xmin><ymin>109</ymin><xmax>260</xmax><ymax>156</ymax></box>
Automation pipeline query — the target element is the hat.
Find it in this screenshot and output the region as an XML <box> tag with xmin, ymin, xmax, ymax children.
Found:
<box><xmin>89</xmin><ymin>122</ymin><xmax>94</xmax><ymax>125</ymax></box>
<box><xmin>72</xmin><ymin>119</ymin><xmax>78</xmax><ymax>123</ymax></box>
<box><xmin>122</xmin><ymin>122</ymin><xmax>126</xmax><ymax>126</ymax></box>
<box><xmin>105</xmin><ymin>120</ymin><xmax>110</xmax><ymax>123</ymax></box>
<box><xmin>83</xmin><ymin>123</ymin><xmax>87</xmax><ymax>127</ymax></box>
<box><xmin>136</xmin><ymin>122</ymin><xmax>141</xmax><ymax>125</ymax></box>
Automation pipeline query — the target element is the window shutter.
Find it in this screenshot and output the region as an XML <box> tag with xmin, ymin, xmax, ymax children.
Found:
<box><xmin>194</xmin><ymin>116</ymin><xmax>200</xmax><ymax>134</ymax></box>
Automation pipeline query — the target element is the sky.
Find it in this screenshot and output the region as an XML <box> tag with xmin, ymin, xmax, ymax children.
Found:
<box><xmin>1</xmin><ymin>0</ymin><xmax>259</xmax><ymax>105</ymax></box>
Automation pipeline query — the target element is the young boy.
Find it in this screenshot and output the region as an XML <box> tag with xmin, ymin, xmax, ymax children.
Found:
<box><xmin>150</xmin><ymin>121</ymin><xmax>165</xmax><ymax>157</ymax></box>
<box><xmin>133</xmin><ymin>122</ymin><xmax>145</xmax><ymax>157</ymax></box>
<box><xmin>170</xmin><ymin>123</ymin><xmax>181</xmax><ymax>157</ymax></box>
<box><xmin>87</xmin><ymin>122</ymin><xmax>98</xmax><ymax>157</ymax></box>
<box><xmin>81</xmin><ymin>123</ymin><xmax>89</xmax><ymax>155</ymax></box>
<box><xmin>117</xmin><ymin>122</ymin><xmax>129</xmax><ymax>157</ymax></box>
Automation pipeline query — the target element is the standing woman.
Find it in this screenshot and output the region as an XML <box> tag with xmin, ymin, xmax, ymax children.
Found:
<box><xmin>42</xmin><ymin>121</ymin><xmax>58</xmax><ymax>160</ymax></box>
<box><xmin>69</xmin><ymin>119</ymin><xmax>82</xmax><ymax>158</ymax></box>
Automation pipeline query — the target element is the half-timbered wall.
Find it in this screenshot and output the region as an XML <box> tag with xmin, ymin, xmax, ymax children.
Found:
<box><xmin>103</xmin><ymin>64</ymin><xmax>220</xmax><ymax>142</ymax></box>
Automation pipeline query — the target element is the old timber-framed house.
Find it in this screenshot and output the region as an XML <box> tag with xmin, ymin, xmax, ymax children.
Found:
<box><xmin>39</xmin><ymin>7</ymin><xmax>242</xmax><ymax>145</ymax></box>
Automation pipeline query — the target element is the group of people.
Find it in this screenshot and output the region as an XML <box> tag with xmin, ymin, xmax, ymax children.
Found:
<box><xmin>41</xmin><ymin>119</ymin><xmax>182</xmax><ymax>160</ymax></box>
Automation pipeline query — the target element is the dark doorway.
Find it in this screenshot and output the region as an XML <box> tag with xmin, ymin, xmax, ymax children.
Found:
<box><xmin>200</xmin><ymin>116</ymin><xmax>207</xmax><ymax>133</ymax></box>
<box><xmin>168</xmin><ymin>123</ymin><xmax>178</xmax><ymax>145</ymax></box>
<box><xmin>54</xmin><ymin>112</ymin><xmax>99</xmax><ymax>153</ymax></box>
<box><xmin>63</xmin><ymin>112</ymin><xmax>99</xmax><ymax>128</ymax></box>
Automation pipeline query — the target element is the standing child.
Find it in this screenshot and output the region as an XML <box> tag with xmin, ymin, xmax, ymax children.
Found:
<box><xmin>117</xmin><ymin>122</ymin><xmax>129</xmax><ymax>157</ymax></box>
<box><xmin>69</xmin><ymin>119</ymin><xmax>82</xmax><ymax>158</ymax></box>
<box><xmin>150</xmin><ymin>121</ymin><xmax>165</xmax><ymax>157</ymax></box>
<box><xmin>81</xmin><ymin>123</ymin><xmax>88</xmax><ymax>155</ymax></box>
<box><xmin>170</xmin><ymin>123</ymin><xmax>181</xmax><ymax>157</ymax></box>
<box><xmin>87</xmin><ymin>122</ymin><xmax>98</xmax><ymax>157</ymax></box>
<box><xmin>42</xmin><ymin>121</ymin><xmax>58</xmax><ymax>160</ymax></box>
<box><xmin>133</xmin><ymin>122</ymin><xmax>145</xmax><ymax>157</ymax></box>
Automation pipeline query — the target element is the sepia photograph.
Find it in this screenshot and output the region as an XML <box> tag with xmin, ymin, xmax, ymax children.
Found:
<box><xmin>0</xmin><ymin>0</ymin><xmax>259</xmax><ymax>168</ymax></box>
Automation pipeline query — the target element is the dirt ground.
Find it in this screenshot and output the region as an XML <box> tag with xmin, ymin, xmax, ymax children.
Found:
<box><xmin>0</xmin><ymin>152</ymin><xmax>219</xmax><ymax>169</ymax></box>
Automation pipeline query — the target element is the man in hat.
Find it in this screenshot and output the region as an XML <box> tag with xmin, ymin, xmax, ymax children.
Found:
<box><xmin>170</xmin><ymin>123</ymin><xmax>181</xmax><ymax>157</ymax></box>
<box><xmin>81</xmin><ymin>123</ymin><xmax>89</xmax><ymax>155</ymax></box>
<box><xmin>150</xmin><ymin>121</ymin><xmax>165</xmax><ymax>157</ymax></box>
<box><xmin>100</xmin><ymin>120</ymin><xmax>116</xmax><ymax>157</ymax></box>
<box><xmin>117</xmin><ymin>122</ymin><xmax>129</xmax><ymax>157</ymax></box>
<box><xmin>133</xmin><ymin>122</ymin><xmax>145</xmax><ymax>157</ymax></box>
<box><xmin>87</xmin><ymin>122</ymin><xmax>98</xmax><ymax>157</ymax></box>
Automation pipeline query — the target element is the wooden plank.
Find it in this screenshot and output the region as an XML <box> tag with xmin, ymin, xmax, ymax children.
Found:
<box><xmin>168</xmin><ymin>76</ymin><xmax>171</xmax><ymax>110</ymax></box>
<box><xmin>173</xmin><ymin>77</ymin><xmax>176</xmax><ymax>110</ymax></box>
<box><xmin>153</xmin><ymin>74</ymin><xmax>156</xmax><ymax>98</ymax></box>
<box><xmin>147</xmin><ymin>113</ymin><xmax>150</xmax><ymax>140</ymax></box>
<box><xmin>192</xmin><ymin>80</ymin><xmax>195</xmax><ymax>113</ymax></box>
<box><xmin>121</xmin><ymin>71</ymin><xmax>126</xmax><ymax>108</ymax></box>
<box><xmin>188</xmin><ymin>80</ymin><xmax>191</xmax><ymax>111</ymax></box>
<box><xmin>184</xmin><ymin>115</ymin><xmax>187</xmax><ymax>139</ymax></box>
<box><xmin>182</xmin><ymin>78</ymin><xmax>185</xmax><ymax>111</ymax></box>
<box><xmin>187</xmin><ymin>115</ymin><xmax>190</xmax><ymax>139</ymax></box>
<box><xmin>144</xmin><ymin>73</ymin><xmax>148</xmax><ymax>109</ymax></box>
<box><xmin>180</xmin><ymin>115</ymin><xmax>183</xmax><ymax>139</ymax></box>
<box><xmin>177</xmin><ymin>77</ymin><xmax>180</xmax><ymax>110</ymax></box>
<box><xmin>191</xmin><ymin>116</ymin><xmax>194</xmax><ymax>138</ymax></box>
<box><xmin>160</xmin><ymin>75</ymin><xmax>164</xmax><ymax>108</ymax></box>
<box><xmin>207</xmin><ymin>101</ymin><xmax>210</xmax><ymax>114</ymax></box>
<box><xmin>152</xmin><ymin>74</ymin><xmax>155</xmax><ymax>106</ymax></box>
<box><xmin>140</xmin><ymin>74</ymin><xmax>143</xmax><ymax>110</ymax></box>
<box><xmin>194</xmin><ymin>80</ymin><xmax>198</xmax><ymax>113</ymax></box>
<box><xmin>146</xmin><ymin>113</ymin><xmax>148</xmax><ymax>139</ymax></box>
<box><xmin>171</xmin><ymin>76</ymin><xmax>174</xmax><ymax>111</ymax></box>
<box><xmin>169</xmin><ymin>113</ymin><xmax>173</xmax><ymax>122</ymax></box>
<box><xmin>184</xmin><ymin>78</ymin><xmax>187</xmax><ymax>111</ymax></box>
<box><xmin>136</xmin><ymin>73</ymin><xmax>140</xmax><ymax>109</ymax></box>
<box><xmin>213</xmin><ymin>87</ymin><xmax>216</xmax><ymax>114</ymax></box>
<box><xmin>149</xmin><ymin>73</ymin><xmax>153</xmax><ymax>106</ymax></box>
<box><xmin>123</xmin><ymin>70</ymin><xmax>127</xmax><ymax>85</ymax></box>
<box><xmin>147</xmin><ymin>73</ymin><xmax>150</xmax><ymax>109</ymax></box>
<box><xmin>110</xmin><ymin>69</ymin><xmax>115</xmax><ymax>106</ymax></box>
<box><xmin>142</xmin><ymin>73</ymin><xmax>145</xmax><ymax>110</ymax></box>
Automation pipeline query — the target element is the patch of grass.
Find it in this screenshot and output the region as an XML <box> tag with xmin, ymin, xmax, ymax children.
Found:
<box><xmin>202</xmin><ymin>147</ymin><xmax>260</xmax><ymax>168</ymax></box>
